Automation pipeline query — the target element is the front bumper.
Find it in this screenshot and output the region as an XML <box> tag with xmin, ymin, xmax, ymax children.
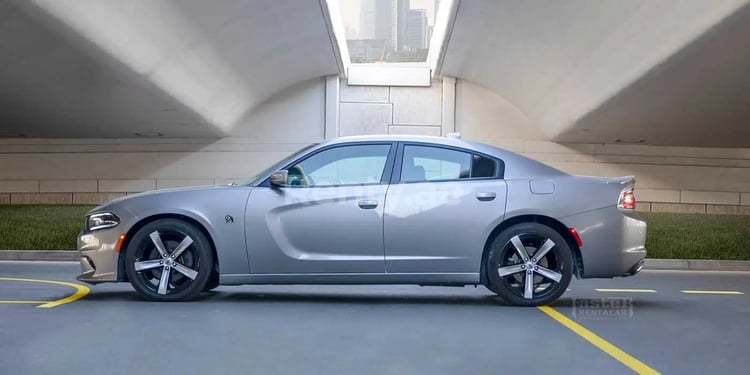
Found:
<box><xmin>563</xmin><ymin>207</ymin><xmax>647</xmax><ymax>278</ymax></box>
<box><xmin>76</xmin><ymin>230</ymin><xmax>120</xmax><ymax>284</ymax></box>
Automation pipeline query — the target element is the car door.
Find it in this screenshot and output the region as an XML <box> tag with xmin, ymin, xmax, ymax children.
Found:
<box><xmin>384</xmin><ymin>143</ymin><xmax>507</xmax><ymax>274</ymax></box>
<box><xmin>245</xmin><ymin>142</ymin><xmax>395</xmax><ymax>274</ymax></box>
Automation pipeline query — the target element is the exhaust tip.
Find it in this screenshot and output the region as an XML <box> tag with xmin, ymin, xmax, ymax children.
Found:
<box><xmin>622</xmin><ymin>259</ymin><xmax>644</xmax><ymax>277</ymax></box>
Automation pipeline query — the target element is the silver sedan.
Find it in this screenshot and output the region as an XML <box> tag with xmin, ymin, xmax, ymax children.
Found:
<box><xmin>77</xmin><ymin>135</ymin><xmax>647</xmax><ymax>306</ymax></box>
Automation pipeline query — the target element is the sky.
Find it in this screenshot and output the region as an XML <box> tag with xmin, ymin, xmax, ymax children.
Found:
<box><xmin>337</xmin><ymin>0</ymin><xmax>438</xmax><ymax>39</ymax></box>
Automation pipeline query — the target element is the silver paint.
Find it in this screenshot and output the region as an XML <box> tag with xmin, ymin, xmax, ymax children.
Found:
<box><xmin>76</xmin><ymin>134</ymin><xmax>646</xmax><ymax>288</ymax></box>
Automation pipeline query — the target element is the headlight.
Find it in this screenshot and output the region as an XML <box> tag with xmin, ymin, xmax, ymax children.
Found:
<box><xmin>86</xmin><ymin>212</ymin><xmax>120</xmax><ymax>232</ymax></box>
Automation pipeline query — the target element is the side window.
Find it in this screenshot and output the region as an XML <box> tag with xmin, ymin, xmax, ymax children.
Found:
<box><xmin>471</xmin><ymin>154</ymin><xmax>497</xmax><ymax>178</ymax></box>
<box><xmin>286</xmin><ymin>144</ymin><xmax>391</xmax><ymax>187</ymax></box>
<box><xmin>400</xmin><ymin>145</ymin><xmax>497</xmax><ymax>182</ymax></box>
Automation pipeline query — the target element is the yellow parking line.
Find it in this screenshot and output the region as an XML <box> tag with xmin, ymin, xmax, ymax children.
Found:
<box><xmin>0</xmin><ymin>300</ymin><xmax>52</xmax><ymax>304</ymax></box>
<box><xmin>681</xmin><ymin>290</ymin><xmax>743</xmax><ymax>295</ymax></box>
<box><xmin>0</xmin><ymin>277</ymin><xmax>89</xmax><ymax>308</ymax></box>
<box><xmin>538</xmin><ymin>306</ymin><xmax>660</xmax><ymax>375</ymax></box>
<box><xmin>595</xmin><ymin>288</ymin><xmax>657</xmax><ymax>293</ymax></box>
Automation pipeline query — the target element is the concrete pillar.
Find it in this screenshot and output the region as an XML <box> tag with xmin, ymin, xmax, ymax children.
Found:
<box><xmin>441</xmin><ymin>76</ymin><xmax>456</xmax><ymax>135</ymax></box>
<box><xmin>324</xmin><ymin>75</ymin><xmax>340</xmax><ymax>139</ymax></box>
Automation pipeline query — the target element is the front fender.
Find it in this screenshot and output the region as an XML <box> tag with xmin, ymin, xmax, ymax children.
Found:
<box><xmin>107</xmin><ymin>186</ymin><xmax>253</xmax><ymax>276</ymax></box>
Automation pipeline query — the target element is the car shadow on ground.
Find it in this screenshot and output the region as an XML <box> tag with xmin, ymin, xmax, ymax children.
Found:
<box><xmin>80</xmin><ymin>289</ymin><xmax>673</xmax><ymax>309</ymax></box>
<box><xmin>81</xmin><ymin>288</ymin><xmax>521</xmax><ymax>306</ymax></box>
<box><xmin>80</xmin><ymin>290</ymin><xmax>215</xmax><ymax>302</ymax></box>
<box><xmin>214</xmin><ymin>291</ymin><xmax>511</xmax><ymax>306</ymax></box>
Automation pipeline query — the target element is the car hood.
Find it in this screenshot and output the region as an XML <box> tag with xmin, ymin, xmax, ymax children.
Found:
<box><xmin>87</xmin><ymin>184</ymin><xmax>246</xmax><ymax>215</ymax></box>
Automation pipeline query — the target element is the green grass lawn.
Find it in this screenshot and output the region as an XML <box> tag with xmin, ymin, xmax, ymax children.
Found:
<box><xmin>0</xmin><ymin>206</ymin><xmax>749</xmax><ymax>260</ymax></box>
<box><xmin>0</xmin><ymin>205</ymin><xmax>94</xmax><ymax>250</ymax></box>
<box><xmin>640</xmin><ymin>212</ymin><xmax>750</xmax><ymax>260</ymax></box>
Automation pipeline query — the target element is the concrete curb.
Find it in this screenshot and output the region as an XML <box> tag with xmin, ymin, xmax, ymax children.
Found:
<box><xmin>0</xmin><ymin>250</ymin><xmax>78</xmax><ymax>261</ymax></box>
<box><xmin>644</xmin><ymin>259</ymin><xmax>750</xmax><ymax>271</ymax></box>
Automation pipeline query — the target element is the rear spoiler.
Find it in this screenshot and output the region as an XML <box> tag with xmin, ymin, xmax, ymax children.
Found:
<box><xmin>605</xmin><ymin>175</ymin><xmax>636</xmax><ymax>186</ymax></box>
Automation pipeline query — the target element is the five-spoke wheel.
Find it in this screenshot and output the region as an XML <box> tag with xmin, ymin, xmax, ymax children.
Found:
<box><xmin>124</xmin><ymin>219</ymin><xmax>213</xmax><ymax>301</ymax></box>
<box><xmin>485</xmin><ymin>223</ymin><xmax>573</xmax><ymax>306</ymax></box>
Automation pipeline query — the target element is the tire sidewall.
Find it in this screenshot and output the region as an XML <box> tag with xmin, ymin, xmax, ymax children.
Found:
<box><xmin>485</xmin><ymin>223</ymin><xmax>573</xmax><ymax>306</ymax></box>
<box><xmin>124</xmin><ymin>218</ymin><xmax>213</xmax><ymax>301</ymax></box>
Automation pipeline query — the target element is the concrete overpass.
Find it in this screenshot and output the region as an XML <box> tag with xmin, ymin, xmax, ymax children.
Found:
<box><xmin>1</xmin><ymin>0</ymin><xmax>749</xmax><ymax>211</ymax></box>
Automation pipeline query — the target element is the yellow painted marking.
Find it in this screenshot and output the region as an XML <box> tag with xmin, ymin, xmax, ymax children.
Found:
<box><xmin>0</xmin><ymin>300</ymin><xmax>52</xmax><ymax>304</ymax></box>
<box><xmin>681</xmin><ymin>290</ymin><xmax>743</xmax><ymax>295</ymax></box>
<box><xmin>595</xmin><ymin>288</ymin><xmax>657</xmax><ymax>293</ymax></box>
<box><xmin>0</xmin><ymin>277</ymin><xmax>89</xmax><ymax>308</ymax></box>
<box><xmin>538</xmin><ymin>306</ymin><xmax>660</xmax><ymax>375</ymax></box>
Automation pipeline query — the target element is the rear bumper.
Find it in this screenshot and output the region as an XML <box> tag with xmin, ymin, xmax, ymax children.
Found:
<box><xmin>562</xmin><ymin>207</ymin><xmax>647</xmax><ymax>278</ymax></box>
<box><xmin>76</xmin><ymin>230</ymin><xmax>119</xmax><ymax>284</ymax></box>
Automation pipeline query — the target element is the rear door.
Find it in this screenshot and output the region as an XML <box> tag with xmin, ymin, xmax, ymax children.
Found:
<box><xmin>384</xmin><ymin>143</ymin><xmax>507</xmax><ymax>273</ymax></box>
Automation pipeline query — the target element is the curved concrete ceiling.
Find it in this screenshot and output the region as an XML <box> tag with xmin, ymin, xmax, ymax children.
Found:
<box><xmin>5</xmin><ymin>0</ymin><xmax>750</xmax><ymax>147</ymax></box>
<box><xmin>0</xmin><ymin>0</ymin><xmax>339</xmax><ymax>138</ymax></box>
<box><xmin>440</xmin><ymin>0</ymin><xmax>750</xmax><ymax>147</ymax></box>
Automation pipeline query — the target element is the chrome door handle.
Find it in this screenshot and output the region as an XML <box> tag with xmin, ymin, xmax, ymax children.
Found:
<box><xmin>358</xmin><ymin>199</ymin><xmax>378</xmax><ymax>209</ymax></box>
<box><xmin>476</xmin><ymin>192</ymin><xmax>496</xmax><ymax>201</ymax></box>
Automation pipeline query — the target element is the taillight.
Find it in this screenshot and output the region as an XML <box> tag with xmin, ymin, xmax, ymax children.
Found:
<box><xmin>568</xmin><ymin>227</ymin><xmax>583</xmax><ymax>248</ymax></box>
<box><xmin>618</xmin><ymin>189</ymin><xmax>636</xmax><ymax>209</ymax></box>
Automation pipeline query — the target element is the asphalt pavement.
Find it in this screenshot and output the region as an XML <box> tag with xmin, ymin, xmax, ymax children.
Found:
<box><xmin>1</xmin><ymin>261</ymin><xmax>748</xmax><ymax>374</ymax></box>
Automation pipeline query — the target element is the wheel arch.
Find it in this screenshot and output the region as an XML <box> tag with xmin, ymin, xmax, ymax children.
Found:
<box><xmin>480</xmin><ymin>214</ymin><xmax>584</xmax><ymax>285</ymax></box>
<box><xmin>117</xmin><ymin>213</ymin><xmax>220</xmax><ymax>283</ymax></box>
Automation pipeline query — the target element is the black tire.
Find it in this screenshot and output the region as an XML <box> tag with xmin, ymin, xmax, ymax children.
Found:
<box><xmin>203</xmin><ymin>270</ymin><xmax>220</xmax><ymax>292</ymax></box>
<box><xmin>485</xmin><ymin>223</ymin><xmax>573</xmax><ymax>307</ymax></box>
<box><xmin>124</xmin><ymin>219</ymin><xmax>214</xmax><ymax>301</ymax></box>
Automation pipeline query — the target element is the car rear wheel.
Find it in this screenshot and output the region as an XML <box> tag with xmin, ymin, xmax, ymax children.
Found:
<box><xmin>485</xmin><ymin>223</ymin><xmax>572</xmax><ymax>306</ymax></box>
<box><xmin>124</xmin><ymin>219</ymin><xmax>214</xmax><ymax>301</ymax></box>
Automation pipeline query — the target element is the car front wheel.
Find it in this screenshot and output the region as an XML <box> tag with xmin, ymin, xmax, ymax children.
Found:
<box><xmin>124</xmin><ymin>218</ymin><xmax>214</xmax><ymax>301</ymax></box>
<box><xmin>485</xmin><ymin>223</ymin><xmax>573</xmax><ymax>306</ymax></box>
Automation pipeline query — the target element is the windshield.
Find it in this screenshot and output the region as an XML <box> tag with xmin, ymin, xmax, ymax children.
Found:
<box><xmin>242</xmin><ymin>143</ymin><xmax>318</xmax><ymax>186</ymax></box>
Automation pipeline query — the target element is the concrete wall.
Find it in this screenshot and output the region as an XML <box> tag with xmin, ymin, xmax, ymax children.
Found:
<box><xmin>2</xmin><ymin>76</ymin><xmax>750</xmax><ymax>215</ymax></box>
<box><xmin>336</xmin><ymin>79</ymin><xmax>448</xmax><ymax>137</ymax></box>
<box><xmin>0</xmin><ymin>78</ymin><xmax>328</xmax><ymax>204</ymax></box>
<box><xmin>0</xmin><ymin>76</ymin><xmax>455</xmax><ymax>205</ymax></box>
<box><xmin>456</xmin><ymin>80</ymin><xmax>750</xmax><ymax>214</ymax></box>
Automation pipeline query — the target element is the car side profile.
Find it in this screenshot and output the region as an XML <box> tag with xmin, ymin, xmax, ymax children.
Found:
<box><xmin>77</xmin><ymin>135</ymin><xmax>647</xmax><ymax>306</ymax></box>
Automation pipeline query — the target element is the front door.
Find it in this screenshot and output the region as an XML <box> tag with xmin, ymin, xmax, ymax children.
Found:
<box><xmin>245</xmin><ymin>143</ymin><xmax>395</xmax><ymax>274</ymax></box>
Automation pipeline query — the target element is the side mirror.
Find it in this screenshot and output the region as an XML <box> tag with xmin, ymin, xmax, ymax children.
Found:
<box><xmin>269</xmin><ymin>170</ymin><xmax>288</xmax><ymax>188</ymax></box>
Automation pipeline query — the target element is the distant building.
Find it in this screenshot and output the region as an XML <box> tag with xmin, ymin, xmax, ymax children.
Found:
<box><xmin>353</xmin><ymin>0</ymin><xmax>432</xmax><ymax>61</ymax></box>
<box><xmin>360</xmin><ymin>0</ymin><xmax>392</xmax><ymax>41</ymax></box>
<box><xmin>347</xmin><ymin>39</ymin><xmax>390</xmax><ymax>63</ymax></box>
<box><xmin>345</xmin><ymin>26</ymin><xmax>358</xmax><ymax>40</ymax></box>
<box><xmin>406</xmin><ymin>9</ymin><xmax>428</xmax><ymax>50</ymax></box>
<box><xmin>391</xmin><ymin>0</ymin><xmax>410</xmax><ymax>51</ymax></box>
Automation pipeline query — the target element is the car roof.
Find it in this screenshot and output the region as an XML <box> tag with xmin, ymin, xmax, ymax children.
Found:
<box><xmin>324</xmin><ymin>134</ymin><xmax>485</xmax><ymax>150</ymax></box>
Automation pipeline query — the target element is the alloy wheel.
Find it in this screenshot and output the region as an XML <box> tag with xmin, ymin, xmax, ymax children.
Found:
<box><xmin>133</xmin><ymin>230</ymin><xmax>201</xmax><ymax>296</ymax></box>
<box><xmin>496</xmin><ymin>233</ymin><xmax>565</xmax><ymax>301</ymax></box>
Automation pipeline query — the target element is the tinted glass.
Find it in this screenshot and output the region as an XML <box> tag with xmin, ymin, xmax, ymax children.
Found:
<box><xmin>288</xmin><ymin>144</ymin><xmax>391</xmax><ymax>187</ymax></box>
<box><xmin>401</xmin><ymin>145</ymin><xmax>471</xmax><ymax>182</ymax></box>
<box><xmin>471</xmin><ymin>154</ymin><xmax>497</xmax><ymax>178</ymax></box>
<box><xmin>401</xmin><ymin>145</ymin><xmax>497</xmax><ymax>182</ymax></box>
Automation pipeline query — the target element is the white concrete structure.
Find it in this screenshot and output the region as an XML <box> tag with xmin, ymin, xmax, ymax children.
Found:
<box><xmin>2</xmin><ymin>0</ymin><xmax>750</xmax><ymax>215</ymax></box>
